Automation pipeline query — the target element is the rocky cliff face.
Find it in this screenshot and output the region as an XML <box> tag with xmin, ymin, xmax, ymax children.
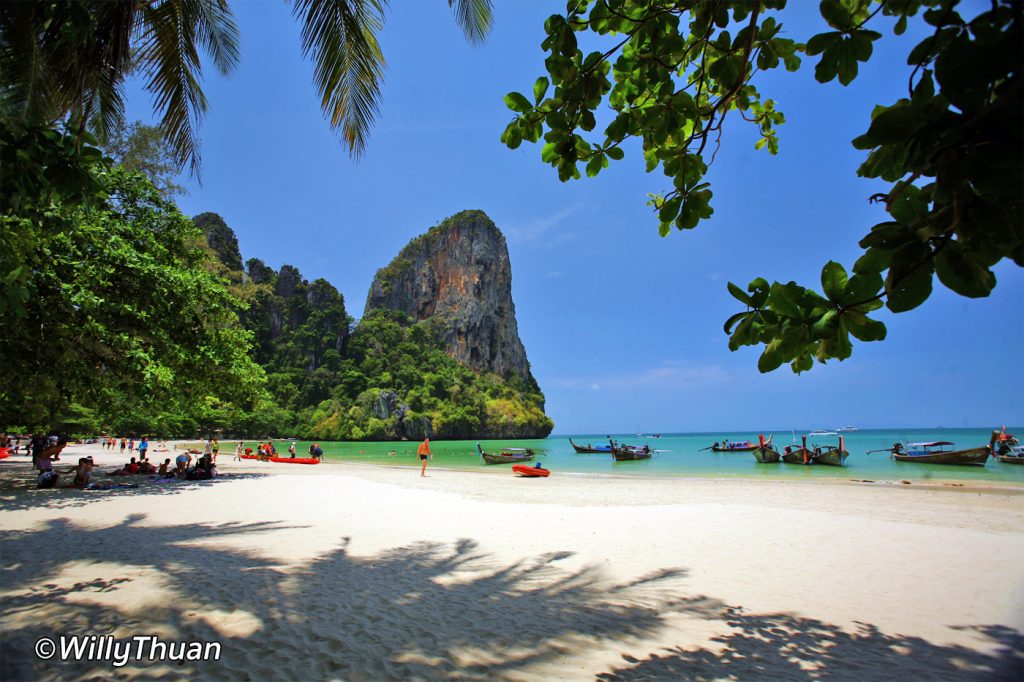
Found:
<box><xmin>365</xmin><ymin>210</ymin><xmax>535</xmax><ymax>384</ymax></box>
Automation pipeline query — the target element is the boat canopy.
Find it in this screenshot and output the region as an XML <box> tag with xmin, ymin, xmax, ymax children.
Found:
<box><xmin>909</xmin><ymin>441</ymin><xmax>954</xmax><ymax>447</ymax></box>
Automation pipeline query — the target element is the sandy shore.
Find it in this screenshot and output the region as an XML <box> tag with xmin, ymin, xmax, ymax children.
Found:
<box><xmin>1</xmin><ymin>442</ymin><xmax>1022</xmax><ymax>680</ymax></box>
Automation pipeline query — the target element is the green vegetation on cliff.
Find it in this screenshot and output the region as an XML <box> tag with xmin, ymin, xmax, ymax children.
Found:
<box><xmin>306</xmin><ymin>310</ymin><xmax>552</xmax><ymax>441</ymax></box>
<box><xmin>196</xmin><ymin>216</ymin><xmax>552</xmax><ymax>441</ymax></box>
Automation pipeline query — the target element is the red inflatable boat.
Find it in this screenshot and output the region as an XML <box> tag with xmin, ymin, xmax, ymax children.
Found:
<box><xmin>240</xmin><ymin>454</ymin><xmax>319</xmax><ymax>464</ymax></box>
<box><xmin>512</xmin><ymin>464</ymin><xmax>549</xmax><ymax>477</ymax></box>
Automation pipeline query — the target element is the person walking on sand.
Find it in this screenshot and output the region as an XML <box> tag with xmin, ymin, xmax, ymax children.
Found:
<box><xmin>211</xmin><ymin>438</ymin><xmax>220</xmax><ymax>462</ymax></box>
<box><xmin>235</xmin><ymin>441</ymin><xmax>244</xmax><ymax>461</ymax></box>
<box><xmin>417</xmin><ymin>437</ymin><xmax>432</xmax><ymax>477</ymax></box>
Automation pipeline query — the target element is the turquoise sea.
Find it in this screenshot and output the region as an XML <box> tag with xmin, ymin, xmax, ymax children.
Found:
<box><xmin>247</xmin><ymin>428</ymin><xmax>1024</xmax><ymax>484</ymax></box>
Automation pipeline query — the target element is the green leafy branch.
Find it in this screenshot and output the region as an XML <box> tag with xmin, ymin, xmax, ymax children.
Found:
<box><xmin>504</xmin><ymin>0</ymin><xmax>1022</xmax><ymax>372</ymax></box>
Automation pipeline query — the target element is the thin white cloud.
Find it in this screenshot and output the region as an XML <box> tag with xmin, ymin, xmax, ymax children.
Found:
<box><xmin>543</xmin><ymin>270</ymin><xmax>562</xmax><ymax>279</ymax></box>
<box><xmin>505</xmin><ymin>204</ymin><xmax>585</xmax><ymax>244</ymax></box>
<box><xmin>551</xmin><ymin>362</ymin><xmax>731</xmax><ymax>391</ymax></box>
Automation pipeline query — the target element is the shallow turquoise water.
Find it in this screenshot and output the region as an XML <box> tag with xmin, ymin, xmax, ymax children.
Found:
<box><xmin>244</xmin><ymin>428</ymin><xmax>1024</xmax><ymax>483</ymax></box>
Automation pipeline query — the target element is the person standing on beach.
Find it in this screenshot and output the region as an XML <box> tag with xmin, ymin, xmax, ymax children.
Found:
<box><xmin>235</xmin><ymin>441</ymin><xmax>244</xmax><ymax>461</ymax></box>
<box><xmin>120</xmin><ymin>437</ymin><xmax>126</xmax><ymax>454</ymax></box>
<box><xmin>204</xmin><ymin>438</ymin><xmax>213</xmax><ymax>459</ymax></box>
<box><xmin>211</xmin><ymin>438</ymin><xmax>220</xmax><ymax>462</ymax></box>
<box><xmin>417</xmin><ymin>437</ymin><xmax>432</xmax><ymax>477</ymax></box>
<box><xmin>289</xmin><ymin>442</ymin><xmax>297</xmax><ymax>459</ymax></box>
<box><xmin>138</xmin><ymin>436</ymin><xmax>149</xmax><ymax>461</ymax></box>
<box><xmin>128</xmin><ymin>438</ymin><xmax>135</xmax><ymax>454</ymax></box>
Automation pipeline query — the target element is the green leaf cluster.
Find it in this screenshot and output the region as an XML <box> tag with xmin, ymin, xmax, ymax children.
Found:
<box><xmin>508</xmin><ymin>0</ymin><xmax>1021</xmax><ymax>372</ymax></box>
<box><xmin>0</xmin><ymin>121</ymin><xmax>265</xmax><ymax>431</ymax></box>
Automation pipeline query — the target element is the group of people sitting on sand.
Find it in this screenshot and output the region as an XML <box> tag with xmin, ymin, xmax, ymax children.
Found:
<box><xmin>29</xmin><ymin>435</ymin><xmax>220</xmax><ymax>489</ymax></box>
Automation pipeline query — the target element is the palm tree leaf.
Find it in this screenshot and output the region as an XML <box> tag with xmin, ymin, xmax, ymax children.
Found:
<box><xmin>0</xmin><ymin>1</ymin><xmax>54</xmax><ymax>122</ymax></box>
<box><xmin>292</xmin><ymin>0</ymin><xmax>387</xmax><ymax>158</ymax></box>
<box><xmin>187</xmin><ymin>0</ymin><xmax>240</xmax><ymax>76</ymax></box>
<box><xmin>0</xmin><ymin>1</ymin><xmax>135</xmax><ymax>135</ymax></box>
<box><xmin>136</xmin><ymin>0</ymin><xmax>209</xmax><ymax>176</ymax></box>
<box><xmin>448</xmin><ymin>0</ymin><xmax>493</xmax><ymax>45</ymax></box>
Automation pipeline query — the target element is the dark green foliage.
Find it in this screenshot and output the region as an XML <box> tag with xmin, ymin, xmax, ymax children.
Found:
<box><xmin>305</xmin><ymin>311</ymin><xmax>553</xmax><ymax>441</ymax></box>
<box><xmin>505</xmin><ymin>0</ymin><xmax>1022</xmax><ymax>373</ymax></box>
<box><xmin>192</xmin><ymin>217</ymin><xmax>353</xmax><ymax>423</ymax></box>
<box><xmin>194</xmin><ymin>212</ymin><xmax>243</xmax><ymax>271</ymax></box>
<box><xmin>0</xmin><ymin>120</ymin><xmax>265</xmax><ymax>430</ymax></box>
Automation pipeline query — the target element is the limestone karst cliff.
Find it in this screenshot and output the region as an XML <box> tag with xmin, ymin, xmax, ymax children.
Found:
<box><xmin>365</xmin><ymin>210</ymin><xmax>534</xmax><ymax>384</ymax></box>
<box><xmin>196</xmin><ymin>210</ymin><xmax>552</xmax><ymax>440</ymax></box>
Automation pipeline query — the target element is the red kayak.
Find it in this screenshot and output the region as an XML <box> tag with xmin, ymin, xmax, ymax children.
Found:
<box><xmin>241</xmin><ymin>454</ymin><xmax>319</xmax><ymax>464</ymax></box>
<box><xmin>512</xmin><ymin>464</ymin><xmax>549</xmax><ymax>477</ymax></box>
<box><xmin>0</xmin><ymin>447</ymin><xmax>10</xmax><ymax>460</ymax></box>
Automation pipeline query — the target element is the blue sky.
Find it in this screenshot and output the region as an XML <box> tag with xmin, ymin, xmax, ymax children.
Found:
<box><xmin>124</xmin><ymin>2</ymin><xmax>1022</xmax><ymax>433</ymax></box>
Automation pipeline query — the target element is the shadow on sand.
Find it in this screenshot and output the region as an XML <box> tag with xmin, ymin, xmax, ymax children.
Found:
<box><xmin>1</xmin><ymin>509</ymin><xmax>1020</xmax><ymax>680</ymax></box>
<box><xmin>1</xmin><ymin>514</ymin><xmax>707</xmax><ymax>679</ymax></box>
<box><xmin>598</xmin><ymin>609</ymin><xmax>1022</xmax><ymax>681</ymax></box>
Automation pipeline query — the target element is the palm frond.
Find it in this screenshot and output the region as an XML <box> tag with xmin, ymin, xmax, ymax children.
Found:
<box><xmin>448</xmin><ymin>0</ymin><xmax>493</xmax><ymax>45</ymax></box>
<box><xmin>0</xmin><ymin>0</ymin><xmax>135</xmax><ymax>134</ymax></box>
<box><xmin>0</xmin><ymin>1</ymin><xmax>54</xmax><ymax>122</ymax></box>
<box><xmin>188</xmin><ymin>0</ymin><xmax>240</xmax><ymax>76</ymax></box>
<box><xmin>136</xmin><ymin>0</ymin><xmax>209</xmax><ymax>176</ymax></box>
<box><xmin>292</xmin><ymin>0</ymin><xmax>387</xmax><ymax>158</ymax></box>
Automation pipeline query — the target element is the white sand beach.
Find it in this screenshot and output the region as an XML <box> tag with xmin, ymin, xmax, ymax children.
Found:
<box><xmin>1</xmin><ymin>442</ymin><xmax>1022</xmax><ymax>680</ymax></box>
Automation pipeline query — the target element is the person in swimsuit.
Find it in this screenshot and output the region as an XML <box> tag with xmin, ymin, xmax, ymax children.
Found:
<box><xmin>175</xmin><ymin>452</ymin><xmax>192</xmax><ymax>477</ymax></box>
<box><xmin>417</xmin><ymin>437</ymin><xmax>432</xmax><ymax>477</ymax></box>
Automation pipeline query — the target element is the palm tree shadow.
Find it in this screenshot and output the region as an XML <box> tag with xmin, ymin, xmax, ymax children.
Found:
<box><xmin>597</xmin><ymin>609</ymin><xmax>1024</xmax><ymax>681</ymax></box>
<box><xmin>0</xmin><ymin>515</ymin><xmax>703</xmax><ymax>680</ymax></box>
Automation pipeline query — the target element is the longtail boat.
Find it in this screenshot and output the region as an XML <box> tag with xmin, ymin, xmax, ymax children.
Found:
<box><xmin>609</xmin><ymin>439</ymin><xmax>652</xmax><ymax>461</ymax></box>
<box><xmin>891</xmin><ymin>441</ymin><xmax>989</xmax><ymax>466</ymax></box>
<box><xmin>992</xmin><ymin>428</ymin><xmax>1021</xmax><ymax>457</ymax></box>
<box><xmin>711</xmin><ymin>435</ymin><xmax>771</xmax><ymax>452</ymax></box>
<box><xmin>781</xmin><ymin>438</ymin><xmax>814</xmax><ymax>465</ymax></box>
<box><xmin>569</xmin><ymin>438</ymin><xmax>612</xmax><ymax>453</ymax></box>
<box><xmin>781</xmin><ymin>436</ymin><xmax>848</xmax><ymax>466</ymax></box>
<box><xmin>999</xmin><ymin>445</ymin><xmax>1024</xmax><ymax>464</ymax></box>
<box><xmin>811</xmin><ymin>442</ymin><xmax>849</xmax><ymax>467</ymax></box>
<box><xmin>477</xmin><ymin>443</ymin><xmax>534</xmax><ymax>465</ymax></box>
<box><xmin>751</xmin><ymin>434</ymin><xmax>780</xmax><ymax>463</ymax></box>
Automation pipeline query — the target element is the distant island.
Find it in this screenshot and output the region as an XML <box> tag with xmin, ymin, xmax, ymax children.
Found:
<box><xmin>199</xmin><ymin>209</ymin><xmax>553</xmax><ymax>440</ymax></box>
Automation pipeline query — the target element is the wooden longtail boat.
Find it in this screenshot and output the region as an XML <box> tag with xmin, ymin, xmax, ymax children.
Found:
<box><xmin>609</xmin><ymin>440</ymin><xmax>652</xmax><ymax>461</ymax></box>
<box><xmin>750</xmin><ymin>434</ymin><xmax>779</xmax><ymax>463</ymax></box>
<box><xmin>891</xmin><ymin>441</ymin><xmax>989</xmax><ymax>466</ymax></box>
<box><xmin>569</xmin><ymin>438</ymin><xmax>612</xmax><ymax>453</ymax></box>
<box><xmin>781</xmin><ymin>436</ymin><xmax>848</xmax><ymax>466</ymax></box>
<box><xmin>477</xmin><ymin>443</ymin><xmax>534</xmax><ymax>465</ymax></box>
<box><xmin>752</xmin><ymin>446</ymin><xmax>780</xmax><ymax>463</ymax></box>
<box><xmin>999</xmin><ymin>448</ymin><xmax>1024</xmax><ymax>464</ymax></box>
<box><xmin>812</xmin><ymin>444</ymin><xmax>849</xmax><ymax>467</ymax></box>
<box><xmin>781</xmin><ymin>436</ymin><xmax>815</xmax><ymax>465</ymax></box>
<box><xmin>711</xmin><ymin>434</ymin><xmax>771</xmax><ymax>452</ymax></box>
